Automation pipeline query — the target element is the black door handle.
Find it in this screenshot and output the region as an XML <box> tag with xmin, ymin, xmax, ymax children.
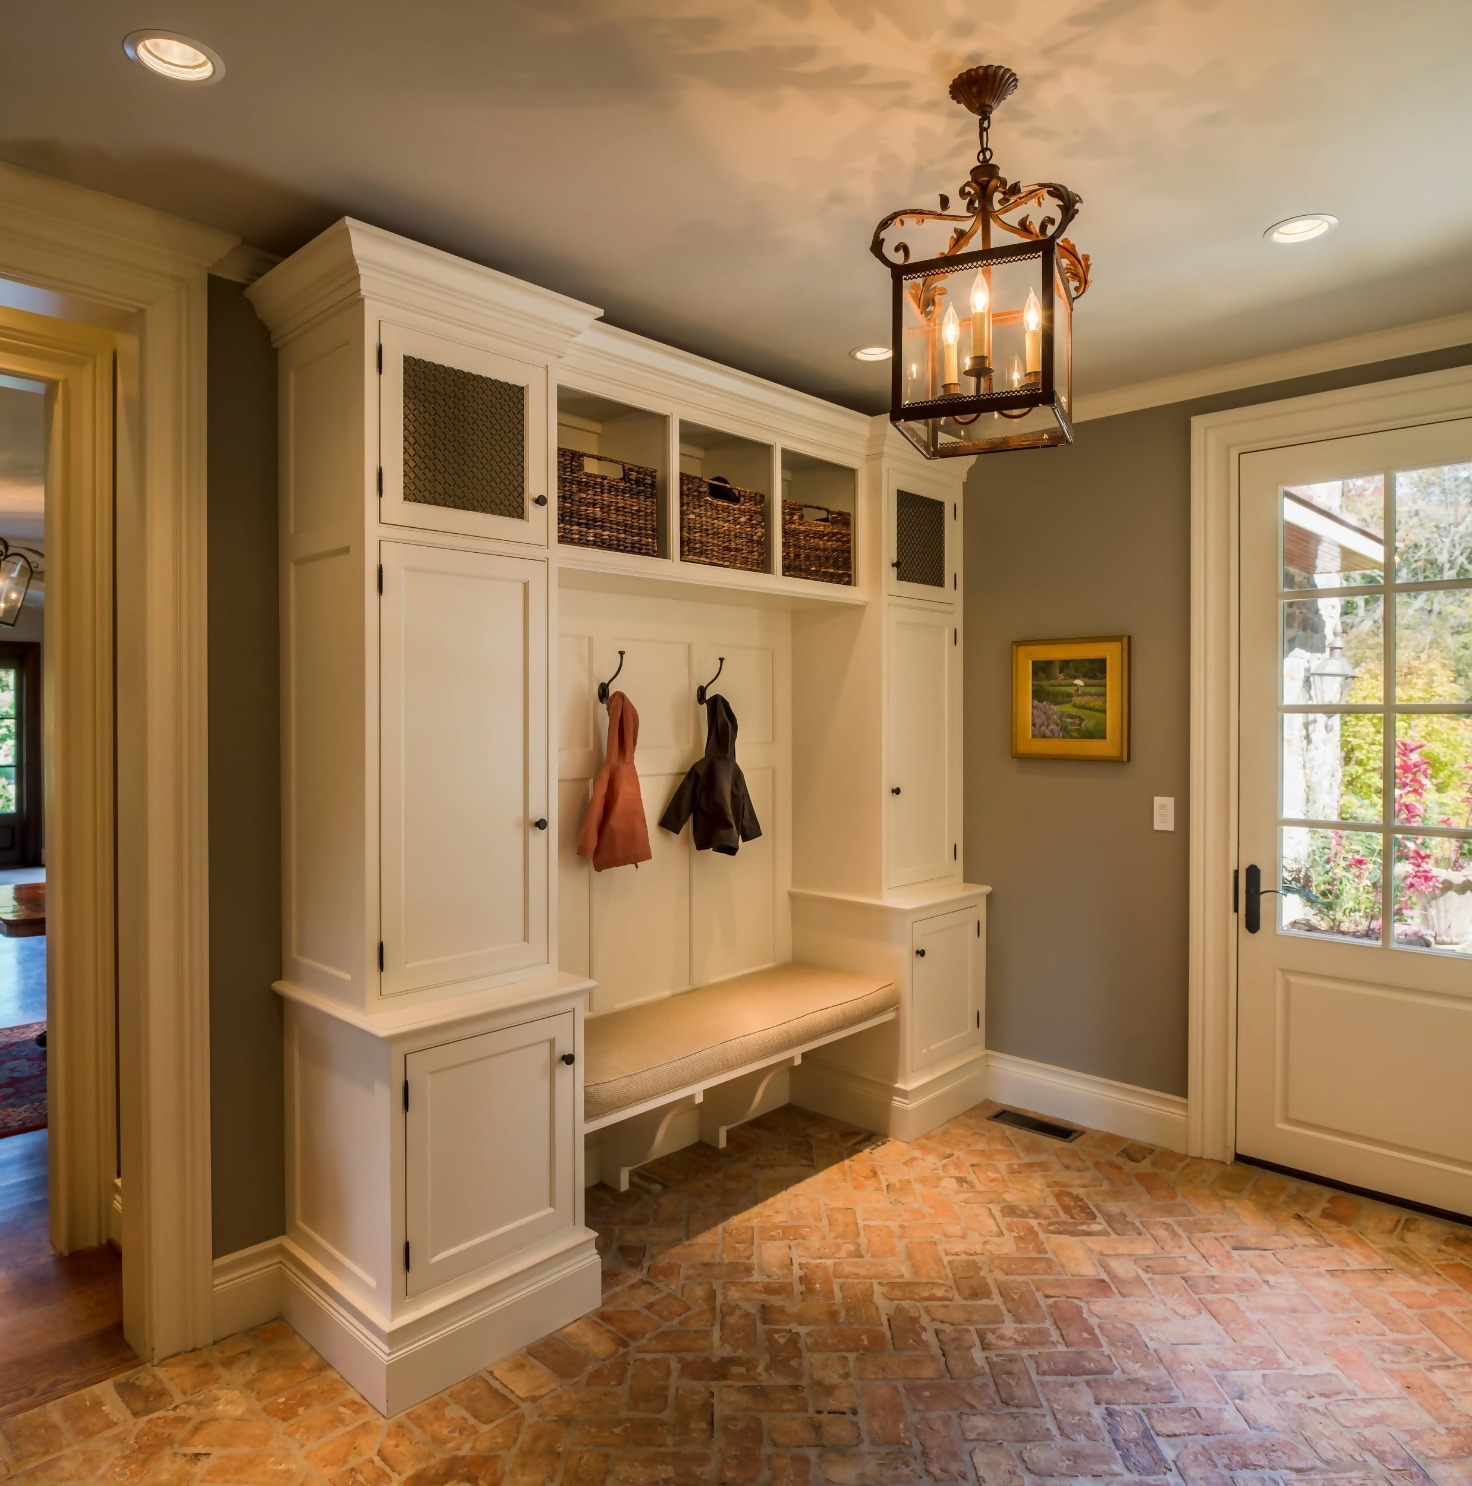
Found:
<box><xmin>891</xmin><ymin>787</ymin><xmax>901</xmax><ymax>796</ymax></box>
<box><xmin>533</xmin><ymin>818</ymin><xmax>548</xmax><ymax>830</ymax></box>
<box><xmin>1243</xmin><ymin>863</ymin><xmax>1280</xmax><ymax>934</ymax></box>
<box><xmin>915</xmin><ymin>947</ymin><xmax>926</xmax><ymax>957</ymax></box>
<box><xmin>561</xmin><ymin>1052</ymin><xmax>575</xmax><ymax>1065</ymax></box>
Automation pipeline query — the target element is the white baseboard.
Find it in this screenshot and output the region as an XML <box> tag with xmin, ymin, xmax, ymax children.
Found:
<box><xmin>791</xmin><ymin>1049</ymin><xmax>990</xmax><ymax>1143</ymax></box>
<box><xmin>212</xmin><ymin>1238</ymin><xmax>286</xmax><ymax>1340</ymax></box>
<box><xmin>212</xmin><ymin>1232</ymin><xmax>602</xmax><ymax>1416</ymax></box>
<box><xmin>986</xmin><ymin>1051</ymin><xmax>1188</xmax><ymax>1150</ymax></box>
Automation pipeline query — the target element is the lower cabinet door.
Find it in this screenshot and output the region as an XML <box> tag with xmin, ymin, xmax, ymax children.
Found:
<box><xmin>404</xmin><ymin>1011</ymin><xmax>574</xmax><ymax>1297</ymax></box>
<box><xmin>910</xmin><ymin>906</ymin><xmax>983</xmax><ymax>1071</ymax></box>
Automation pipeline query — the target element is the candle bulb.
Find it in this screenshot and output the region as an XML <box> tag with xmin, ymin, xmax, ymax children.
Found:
<box><xmin>941</xmin><ymin>303</ymin><xmax>960</xmax><ymax>392</ymax></box>
<box><xmin>1024</xmin><ymin>287</ymin><xmax>1041</xmax><ymax>378</ymax></box>
<box><xmin>1010</xmin><ymin>355</ymin><xmax>1022</xmax><ymax>388</ymax></box>
<box><xmin>969</xmin><ymin>274</ymin><xmax>989</xmax><ymax>371</ymax></box>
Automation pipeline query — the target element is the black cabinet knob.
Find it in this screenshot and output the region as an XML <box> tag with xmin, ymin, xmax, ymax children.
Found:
<box><xmin>915</xmin><ymin>948</ymin><xmax>926</xmax><ymax>957</ymax></box>
<box><xmin>561</xmin><ymin>1052</ymin><xmax>575</xmax><ymax>1065</ymax></box>
<box><xmin>533</xmin><ymin>818</ymin><xmax>548</xmax><ymax>830</ymax></box>
<box><xmin>891</xmin><ymin>787</ymin><xmax>901</xmax><ymax>796</ymax></box>
<box><xmin>533</xmin><ymin>494</ymin><xmax>548</xmax><ymax>506</ymax></box>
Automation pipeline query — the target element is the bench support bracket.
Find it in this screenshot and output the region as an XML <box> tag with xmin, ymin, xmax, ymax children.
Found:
<box><xmin>699</xmin><ymin>1057</ymin><xmax>799</xmax><ymax>1151</ymax></box>
<box><xmin>600</xmin><ymin>1095</ymin><xmax>700</xmax><ymax>1193</ymax></box>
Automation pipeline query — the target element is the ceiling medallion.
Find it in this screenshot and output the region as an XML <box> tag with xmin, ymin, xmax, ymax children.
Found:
<box><xmin>871</xmin><ymin>64</ymin><xmax>1092</xmax><ymax>458</ymax></box>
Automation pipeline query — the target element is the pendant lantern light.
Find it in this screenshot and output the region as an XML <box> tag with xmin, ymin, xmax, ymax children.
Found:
<box><xmin>0</xmin><ymin>543</ymin><xmax>39</xmax><ymax>627</ymax></box>
<box><xmin>871</xmin><ymin>65</ymin><xmax>1092</xmax><ymax>458</ymax></box>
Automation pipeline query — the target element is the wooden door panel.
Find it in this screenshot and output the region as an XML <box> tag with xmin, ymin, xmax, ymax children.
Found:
<box><xmin>911</xmin><ymin>906</ymin><xmax>981</xmax><ymax>1070</ymax></box>
<box><xmin>404</xmin><ymin>1012</ymin><xmax>574</xmax><ymax>1297</ymax></box>
<box><xmin>887</xmin><ymin>605</ymin><xmax>953</xmax><ymax>887</ymax></box>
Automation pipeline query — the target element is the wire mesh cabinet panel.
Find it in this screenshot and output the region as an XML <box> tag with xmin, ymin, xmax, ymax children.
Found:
<box><xmin>380</xmin><ymin>321</ymin><xmax>549</xmax><ymax>545</ymax></box>
<box><xmin>886</xmin><ymin>482</ymin><xmax>957</xmax><ymax>604</ymax></box>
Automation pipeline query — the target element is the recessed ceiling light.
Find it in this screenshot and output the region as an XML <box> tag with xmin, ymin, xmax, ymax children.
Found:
<box><xmin>1265</xmin><ymin>214</ymin><xmax>1337</xmax><ymax>245</ymax></box>
<box><xmin>849</xmin><ymin>345</ymin><xmax>892</xmax><ymax>362</ymax></box>
<box><xmin>123</xmin><ymin>30</ymin><xmax>223</xmax><ymax>83</ymax></box>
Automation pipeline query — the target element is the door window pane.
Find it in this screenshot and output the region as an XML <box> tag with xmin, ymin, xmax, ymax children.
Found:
<box><xmin>1396</xmin><ymin>587</ymin><xmax>1472</xmax><ymax>702</ymax></box>
<box><xmin>1282</xmin><ymin>594</ymin><xmax>1381</xmax><ymax>703</ymax></box>
<box><xmin>1394</xmin><ymin>715</ymin><xmax>1472</xmax><ymax>827</ymax></box>
<box><xmin>1280</xmin><ymin>827</ymin><xmax>1382</xmax><ymax>943</ymax></box>
<box><xmin>1282</xmin><ymin>477</ymin><xmax>1384</xmax><ymax>589</ymax></box>
<box><xmin>0</xmin><ymin>666</ymin><xmax>16</xmax><ymax>817</ymax></box>
<box><xmin>1393</xmin><ymin>834</ymin><xmax>1472</xmax><ymax>956</ymax></box>
<box><xmin>1394</xmin><ymin>462</ymin><xmax>1472</xmax><ymax>583</ymax></box>
<box><xmin>1283</xmin><ymin>714</ymin><xmax>1382</xmax><ymax>823</ymax></box>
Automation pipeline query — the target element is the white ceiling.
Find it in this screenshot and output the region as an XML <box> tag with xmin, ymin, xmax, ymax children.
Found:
<box><xmin>1</xmin><ymin>1</ymin><xmax>1470</xmax><ymax>412</ymax></box>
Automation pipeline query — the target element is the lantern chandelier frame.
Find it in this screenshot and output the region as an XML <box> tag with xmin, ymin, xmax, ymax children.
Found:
<box><xmin>870</xmin><ymin>64</ymin><xmax>1092</xmax><ymax>458</ymax></box>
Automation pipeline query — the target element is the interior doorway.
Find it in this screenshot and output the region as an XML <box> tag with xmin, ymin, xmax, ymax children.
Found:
<box><xmin>0</xmin><ymin>352</ymin><xmax>134</xmax><ymax>1415</ymax></box>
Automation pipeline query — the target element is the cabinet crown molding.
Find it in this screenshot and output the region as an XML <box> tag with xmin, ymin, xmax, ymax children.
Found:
<box><xmin>247</xmin><ymin>217</ymin><xmax>602</xmax><ymax>357</ymax></box>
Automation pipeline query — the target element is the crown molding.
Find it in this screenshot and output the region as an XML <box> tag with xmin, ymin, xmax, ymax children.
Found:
<box><xmin>1075</xmin><ymin>308</ymin><xmax>1472</xmax><ymax>424</ymax></box>
<box><xmin>0</xmin><ymin>161</ymin><xmax>235</xmax><ymax>279</ymax></box>
<box><xmin>210</xmin><ymin>242</ymin><xmax>281</xmax><ymax>285</ymax></box>
<box><xmin>247</xmin><ymin>218</ymin><xmax>601</xmax><ymax>361</ymax></box>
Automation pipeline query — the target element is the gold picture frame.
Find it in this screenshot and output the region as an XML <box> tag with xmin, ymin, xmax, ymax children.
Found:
<box><xmin>1012</xmin><ymin>635</ymin><xmax>1130</xmax><ymax>761</ymax></box>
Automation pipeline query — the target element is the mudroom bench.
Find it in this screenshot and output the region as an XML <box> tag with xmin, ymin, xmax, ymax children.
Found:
<box><xmin>583</xmin><ymin>962</ymin><xmax>897</xmax><ymax>1190</ymax></box>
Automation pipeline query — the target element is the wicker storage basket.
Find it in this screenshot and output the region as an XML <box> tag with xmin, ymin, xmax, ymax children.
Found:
<box><xmin>557</xmin><ymin>447</ymin><xmax>659</xmax><ymax>556</ymax></box>
<box><xmin>679</xmin><ymin>473</ymin><xmax>767</xmax><ymax>572</ymax></box>
<box><xmin>781</xmin><ymin>501</ymin><xmax>853</xmax><ymax>585</ymax></box>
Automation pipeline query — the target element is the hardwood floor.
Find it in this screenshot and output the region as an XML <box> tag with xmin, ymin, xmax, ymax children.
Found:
<box><xmin>0</xmin><ymin>1129</ymin><xmax>135</xmax><ymax>1420</ymax></box>
<box><xmin>0</xmin><ymin>931</ymin><xmax>45</xmax><ymax>1028</ymax></box>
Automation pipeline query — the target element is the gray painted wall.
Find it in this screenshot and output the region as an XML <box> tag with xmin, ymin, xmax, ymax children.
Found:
<box><xmin>207</xmin><ymin>275</ymin><xmax>283</xmax><ymax>1257</ymax></box>
<box><xmin>963</xmin><ymin>343</ymin><xmax>1472</xmax><ymax>1098</ymax></box>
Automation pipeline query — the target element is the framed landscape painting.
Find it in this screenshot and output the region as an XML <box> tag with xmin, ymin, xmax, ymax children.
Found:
<box><xmin>1012</xmin><ymin>635</ymin><xmax>1130</xmax><ymax>761</ymax></box>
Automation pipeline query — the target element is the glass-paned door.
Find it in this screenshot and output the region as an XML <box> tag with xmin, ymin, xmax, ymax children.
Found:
<box><xmin>1237</xmin><ymin>419</ymin><xmax>1472</xmax><ymax>1217</ymax></box>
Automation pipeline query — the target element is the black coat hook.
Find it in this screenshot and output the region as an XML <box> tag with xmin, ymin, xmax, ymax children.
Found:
<box><xmin>696</xmin><ymin>657</ymin><xmax>724</xmax><ymax>705</ymax></box>
<box><xmin>597</xmin><ymin>650</ymin><xmax>625</xmax><ymax>704</ymax></box>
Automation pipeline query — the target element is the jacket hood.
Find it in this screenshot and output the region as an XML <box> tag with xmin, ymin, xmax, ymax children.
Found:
<box><xmin>702</xmin><ymin>694</ymin><xmax>738</xmax><ymax>758</ymax></box>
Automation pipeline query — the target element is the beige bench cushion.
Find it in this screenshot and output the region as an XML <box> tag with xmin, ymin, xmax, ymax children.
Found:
<box><xmin>584</xmin><ymin>962</ymin><xmax>897</xmax><ymax>1123</ymax></box>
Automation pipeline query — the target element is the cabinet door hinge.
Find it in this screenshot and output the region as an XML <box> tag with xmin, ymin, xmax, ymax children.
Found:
<box><xmin>953</xmin><ymin>628</ymin><xmax>957</xmax><ymax>646</ymax></box>
<box><xmin>976</xmin><ymin>919</ymin><xmax>981</xmax><ymax>936</ymax></box>
<box><xmin>953</xmin><ymin>572</ymin><xmax>957</xmax><ymax>590</ymax></box>
<box><xmin>402</xmin><ymin>1079</ymin><xmax>409</xmax><ymax>1112</ymax></box>
<box><xmin>1233</xmin><ymin>868</ymin><xmax>1239</xmax><ymax>913</ymax></box>
<box><xmin>377</xmin><ymin>344</ymin><xmax>383</xmax><ymax>373</ymax></box>
<box><xmin>404</xmin><ymin>1240</ymin><xmax>410</xmax><ymax>1272</ymax></box>
<box><xmin>377</xmin><ymin>564</ymin><xmax>383</xmax><ymax>595</ymax></box>
<box><xmin>378</xmin><ymin>941</ymin><xmax>384</xmax><ymax>971</ymax></box>
<box><xmin>976</xmin><ymin>1010</ymin><xmax>981</xmax><ymax>1028</ymax></box>
<box><xmin>377</xmin><ymin>467</ymin><xmax>383</xmax><ymax>497</ymax></box>
<box><xmin>953</xmin><ymin>843</ymin><xmax>957</xmax><ymax>861</ymax></box>
<box><xmin>953</xmin><ymin>502</ymin><xmax>958</xmax><ymax>519</ymax></box>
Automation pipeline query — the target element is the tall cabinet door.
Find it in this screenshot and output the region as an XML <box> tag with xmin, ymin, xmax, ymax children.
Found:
<box><xmin>380</xmin><ymin>542</ymin><xmax>548</xmax><ymax>996</ymax></box>
<box><xmin>886</xmin><ymin>603</ymin><xmax>958</xmax><ymax>887</ymax></box>
<box><xmin>911</xmin><ymin>905</ymin><xmax>983</xmax><ymax>1071</ymax></box>
<box><xmin>380</xmin><ymin>321</ymin><xmax>549</xmax><ymax>546</ymax></box>
<box><xmin>404</xmin><ymin>1011</ymin><xmax>575</xmax><ymax>1297</ymax></box>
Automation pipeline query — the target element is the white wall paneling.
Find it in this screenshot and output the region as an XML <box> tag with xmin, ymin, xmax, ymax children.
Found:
<box><xmin>557</xmin><ymin>588</ymin><xmax>792</xmax><ymax>1014</ymax></box>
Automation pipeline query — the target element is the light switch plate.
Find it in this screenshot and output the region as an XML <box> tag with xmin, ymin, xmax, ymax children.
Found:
<box><xmin>1153</xmin><ymin>796</ymin><xmax>1175</xmax><ymax>831</ymax></box>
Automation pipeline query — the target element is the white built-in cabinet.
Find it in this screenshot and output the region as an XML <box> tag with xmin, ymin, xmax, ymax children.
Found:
<box><xmin>379</xmin><ymin>543</ymin><xmax>548</xmax><ymax>995</ymax></box>
<box><xmin>404</xmin><ymin>1011</ymin><xmax>575</xmax><ymax>1297</ymax></box>
<box><xmin>248</xmin><ymin>216</ymin><xmax>988</xmax><ymax>1414</ymax></box>
<box><xmin>911</xmin><ymin>904</ymin><xmax>983</xmax><ymax>1070</ymax></box>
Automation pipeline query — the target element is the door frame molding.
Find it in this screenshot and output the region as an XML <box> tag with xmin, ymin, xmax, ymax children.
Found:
<box><xmin>0</xmin><ymin>163</ymin><xmax>235</xmax><ymax>1359</ymax></box>
<box><xmin>1188</xmin><ymin>361</ymin><xmax>1472</xmax><ymax>1162</ymax></box>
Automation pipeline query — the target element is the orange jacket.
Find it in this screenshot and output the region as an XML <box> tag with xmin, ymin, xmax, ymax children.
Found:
<box><xmin>576</xmin><ymin>691</ymin><xmax>653</xmax><ymax>871</ymax></box>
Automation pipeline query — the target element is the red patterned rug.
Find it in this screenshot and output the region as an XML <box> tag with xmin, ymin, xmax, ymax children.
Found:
<box><xmin>0</xmin><ymin>1021</ymin><xmax>46</xmax><ymax>1138</ymax></box>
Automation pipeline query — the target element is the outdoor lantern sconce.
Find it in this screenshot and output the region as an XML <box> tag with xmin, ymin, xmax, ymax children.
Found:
<box><xmin>0</xmin><ymin>541</ymin><xmax>40</xmax><ymax>627</ymax></box>
<box><xmin>870</xmin><ymin>64</ymin><xmax>1092</xmax><ymax>458</ymax></box>
<box><xmin>1308</xmin><ymin>644</ymin><xmax>1357</xmax><ymax>705</ymax></box>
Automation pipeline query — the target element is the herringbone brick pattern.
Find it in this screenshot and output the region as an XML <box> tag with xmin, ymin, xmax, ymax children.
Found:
<box><xmin>3</xmin><ymin>1101</ymin><xmax>1471</xmax><ymax>1485</ymax></box>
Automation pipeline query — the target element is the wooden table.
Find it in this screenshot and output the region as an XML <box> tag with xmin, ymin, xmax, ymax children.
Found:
<box><xmin>0</xmin><ymin>882</ymin><xmax>45</xmax><ymax>937</ymax></box>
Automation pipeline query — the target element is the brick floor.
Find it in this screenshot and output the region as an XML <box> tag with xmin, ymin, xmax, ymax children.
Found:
<box><xmin>3</xmin><ymin>1100</ymin><xmax>1472</xmax><ymax>1484</ymax></box>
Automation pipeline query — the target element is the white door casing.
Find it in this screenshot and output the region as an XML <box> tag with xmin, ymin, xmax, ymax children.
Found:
<box><xmin>1236</xmin><ymin>420</ymin><xmax>1472</xmax><ymax>1215</ymax></box>
<box><xmin>404</xmin><ymin>1012</ymin><xmax>575</xmax><ymax>1297</ymax></box>
<box><xmin>886</xmin><ymin>602</ymin><xmax>956</xmax><ymax>887</ymax></box>
<box><xmin>380</xmin><ymin>321</ymin><xmax>548</xmax><ymax>547</ymax></box>
<box><xmin>910</xmin><ymin>905</ymin><xmax>983</xmax><ymax>1071</ymax></box>
<box><xmin>379</xmin><ymin>542</ymin><xmax>548</xmax><ymax>996</ymax></box>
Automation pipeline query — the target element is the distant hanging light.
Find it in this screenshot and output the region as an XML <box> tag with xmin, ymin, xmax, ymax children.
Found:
<box><xmin>0</xmin><ymin>544</ymin><xmax>39</xmax><ymax>627</ymax></box>
<box><xmin>871</xmin><ymin>64</ymin><xmax>1092</xmax><ymax>458</ymax></box>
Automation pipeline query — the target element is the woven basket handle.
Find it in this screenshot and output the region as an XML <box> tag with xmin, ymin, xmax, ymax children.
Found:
<box><xmin>795</xmin><ymin>504</ymin><xmax>835</xmax><ymax>523</ymax></box>
<box><xmin>706</xmin><ymin>476</ymin><xmax>739</xmax><ymax>504</ymax></box>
